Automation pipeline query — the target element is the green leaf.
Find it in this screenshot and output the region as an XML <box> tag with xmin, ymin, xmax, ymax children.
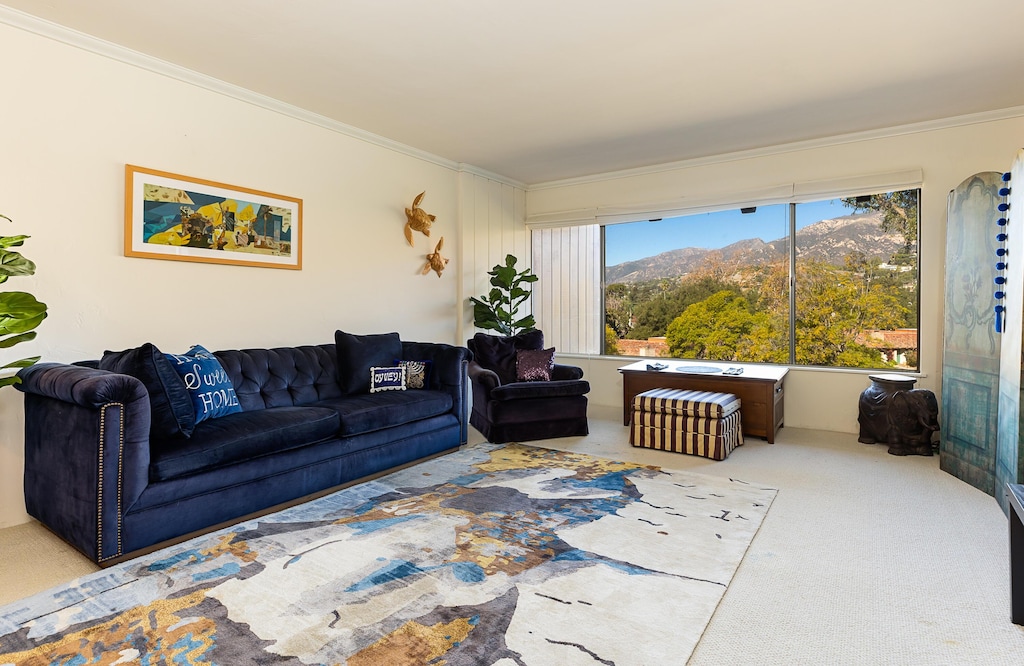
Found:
<box><xmin>0</xmin><ymin>235</ymin><xmax>28</xmax><ymax>249</ymax></box>
<box><xmin>0</xmin><ymin>311</ymin><xmax>47</xmax><ymax>338</ymax></box>
<box><xmin>0</xmin><ymin>291</ymin><xmax>47</xmax><ymax>314</ymax></box>
<box><xmin>0</xmin><ymin>355</ymin><xmax>39</xmax><ymax>370</ymax></box>
<box><xmin>0</xmin><ymin>249</ymin><xmax>36</xmax><ymax>279</ymax></box>
<box><xmin>471</xmin><ymin>301</ymin><xmax>506</xmax><ymax>332</ymax></box>
<box><xmin>0</xmin><ymin>375</ymin><xmax>22</xmax><ymax>388</ymax></box>
<box><xmin>0</xmin><ymin>331</ymin><xmax>38</xmax><ymax>348</ymax></box>
<box><xmin>512</xmin><ymin>315</ymin><xmax>536</xmax><ymax>330</ymax></box>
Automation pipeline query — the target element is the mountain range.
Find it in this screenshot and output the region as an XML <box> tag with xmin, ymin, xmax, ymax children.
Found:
<box><xmin>605</xmin><ymin>212</ymin><xmax>905</xmax><ymax>284</ymax></box>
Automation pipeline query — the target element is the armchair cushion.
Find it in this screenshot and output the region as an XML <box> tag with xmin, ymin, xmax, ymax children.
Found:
<box><xmin>491</xmin><ymin>379</ymin><xmax>591</xmax><ymax>401</ymax></box>
<box><xmin>469</xmin><ymin>330</ymin><xmax>545</xmax><ymax>385</ymax></box>
<box><xmin>336</xmin><ymin>330</ymin><xmax>402</xmax><ymax>394</ymax></box>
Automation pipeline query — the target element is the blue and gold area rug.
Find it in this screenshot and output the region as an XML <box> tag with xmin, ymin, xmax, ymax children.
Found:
<box><xmin>0</xmin><ymin>443</ymin><xmax>777</xmax><ymax>665</ymax></box>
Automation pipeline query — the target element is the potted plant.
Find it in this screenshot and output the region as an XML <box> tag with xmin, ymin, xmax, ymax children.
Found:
<box><xmin>469</xmin><ymin>254</ymin><xmax>538</xmax><ymax>337</ymax></box>
<box><xmin>0</xmin><ymin>214</ymin><xmax>47</xmax><ymax>387</ymax></box>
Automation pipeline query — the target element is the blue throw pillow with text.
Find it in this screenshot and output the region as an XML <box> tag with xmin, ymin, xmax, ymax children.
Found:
<box><xmin>165</xmin><ymin>345</ymin><xmax>243</xmax><ymax>424</ymax></box>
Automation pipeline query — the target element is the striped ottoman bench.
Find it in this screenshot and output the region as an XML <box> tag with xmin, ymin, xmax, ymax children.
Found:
<box><xmin>630</xmin><ymin>388</ymin><xmax>743</xmax><ymax>460</ymax></box>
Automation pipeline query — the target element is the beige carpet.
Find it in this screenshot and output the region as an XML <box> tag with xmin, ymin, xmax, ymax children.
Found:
<box><xmin>1</xmin><ymin>405</ymin><xmax>1022</xmax><ymax>664</ymax></box>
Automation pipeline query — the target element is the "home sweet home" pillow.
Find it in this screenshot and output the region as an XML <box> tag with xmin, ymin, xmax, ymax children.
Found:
<box><xmin>165</xmin><ymin>345</ymin><xmax>243</xmax><ymax>424</ymax></box>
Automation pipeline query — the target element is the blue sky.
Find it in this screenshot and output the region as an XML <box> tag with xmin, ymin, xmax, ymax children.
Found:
<box><xmin>604</xmin><ymin>198</ymin><xmax>855</xmax><ymax>266</ymax></box>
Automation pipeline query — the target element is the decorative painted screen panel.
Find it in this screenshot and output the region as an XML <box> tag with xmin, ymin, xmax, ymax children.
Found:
<box><xmin>941</xmin><ymin>172</ymin><xmax>1002</xmax><ymax>498</ymax></box>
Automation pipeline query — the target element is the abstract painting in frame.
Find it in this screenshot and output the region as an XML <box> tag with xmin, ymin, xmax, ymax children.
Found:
<box><xmin>124</xmin><ymin>165</ymin><xmax>302</xmax><ymax>270</ymax></box>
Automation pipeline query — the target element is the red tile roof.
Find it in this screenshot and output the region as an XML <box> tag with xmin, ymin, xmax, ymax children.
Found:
<box><xmin>615</xmin><ymin>337</ymin><xmax>669</xmax><ymax>357</ymax></box>
<box><xmin>856</xmin><ymin>329</ymin><xmax>918</xmax><ymax>350</ymax></box>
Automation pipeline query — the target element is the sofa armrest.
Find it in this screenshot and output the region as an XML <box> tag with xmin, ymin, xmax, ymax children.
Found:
<box><xmin>401</xmin><ymin>341</ymin><xmax>472</xmax><ymax>444</ymax></box>
<box><xmin>552</xmin><ymin>363</ymin><xmax>584</xmax><ymax>381</ymax></box>
<box><xmin>16</xmin><ymin>363</ymin><xmax>152</xmax><ymax>563</ymax></box>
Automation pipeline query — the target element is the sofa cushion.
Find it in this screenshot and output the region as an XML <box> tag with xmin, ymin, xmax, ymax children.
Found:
<box><xmin>335</xmin><ymin>331</ymin><xmax>402</xmax><ymax>394</ymax></box>
<box><xmin>214</xmin><ymin>345</ymin><xmax>342</xmax><ymax>411</ymax></box>
<box><xmin>469</xmin><ymin>330</ymin><xmax>544</xmax><ymax>385</ymax></box>
<box><xmin>150</xmin><ymin>406</ymin><xmax>340</xmax><ymax>481</ymax></box>
<box><xmin>315</xmin><ymin>389</ymin><xmax>453</xmax><ymax>437</ymax></box>
<box><xmin>165</xmin><ymin>345</ymin><xmax>243</xmax><ymax>424</ymax></box>
<box><xmin>99</xmin><ymin>342</ymin><xmax>195</xmax><ymax>438</ymax></box>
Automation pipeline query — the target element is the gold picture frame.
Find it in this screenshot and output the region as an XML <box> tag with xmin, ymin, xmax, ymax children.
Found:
<box><xmin>124</xmin><ymin>165</ymin><xmax>302</xmax><ymax>270</ymax></box>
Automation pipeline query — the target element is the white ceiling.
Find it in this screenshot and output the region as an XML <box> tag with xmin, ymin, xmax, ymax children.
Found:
<box><xmin>5</xmin><ymin>0</ymin><xmax>1024</xmax><ymax>185</ymax></box>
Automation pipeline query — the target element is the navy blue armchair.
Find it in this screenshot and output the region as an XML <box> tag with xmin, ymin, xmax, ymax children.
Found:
<box><xmin>467</xmin><ymin>331</ymin><xmax>590</xmax><ymax>443</ymax></box>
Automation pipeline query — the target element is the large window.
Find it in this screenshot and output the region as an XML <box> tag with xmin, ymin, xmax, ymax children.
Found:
<box><xmin>534</xmin><ymin>188</ymin><xmax>920</xmax><ymax>370</ymax></box>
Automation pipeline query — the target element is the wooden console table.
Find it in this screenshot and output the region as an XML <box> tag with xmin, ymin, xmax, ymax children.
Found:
<box><xmin>619</xmin><ymin>360</ymin><xmax>788</xmax><ymax>443</ymax></box>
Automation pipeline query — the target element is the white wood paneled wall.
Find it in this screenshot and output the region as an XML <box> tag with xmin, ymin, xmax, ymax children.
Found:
<box><xmin>458</xmin><ymin>171</ymin><xmax>528</xmax><ymax>345</ymax></box>
<box><xmin>531</xmin><ymin>225</ymin><xmax>602</xmax><ymax>354</ymax></box>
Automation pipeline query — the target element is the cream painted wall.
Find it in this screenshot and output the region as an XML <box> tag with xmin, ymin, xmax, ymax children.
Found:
<box><xmin>0</xmin><ymin>23</ymin><xmax>527</xmax><ymax>527</ymax></box>
<box><xmin>530</xmin><ymin>118</ymin><xmax>1024</xmax><ymax>433</ymax></box>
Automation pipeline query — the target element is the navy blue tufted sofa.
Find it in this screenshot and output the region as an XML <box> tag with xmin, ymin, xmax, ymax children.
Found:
<box><xmin>16</xmin><ymin>336</ymin><xmax>471</xmax><ymax>565</ymax></box>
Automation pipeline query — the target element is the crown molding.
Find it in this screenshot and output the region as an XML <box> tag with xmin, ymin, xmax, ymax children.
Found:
<box><xmin>529</xmin><ymin>106</ymin><xmax>1024</xmax><ymax>191</ymax></box>
<box><xmin>0</xmin><ymin>5</ymin><xmax>522</xmax><ymax>189</ymax></box>
<box><xmin>527</xmin><ymin>169</ymin><xmax>925</xmax><ymax>228</ymax></box>
<box><xmin>457</xmin><ymin>164</ymin><xmax>527</xmax><ymax>190</ymax></box>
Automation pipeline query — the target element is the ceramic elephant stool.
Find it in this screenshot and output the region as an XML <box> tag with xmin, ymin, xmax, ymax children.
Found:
<box><xmin>885</xmin><ymin>389</ymin><xmax>940</xmax><ymax>456</ymax></box>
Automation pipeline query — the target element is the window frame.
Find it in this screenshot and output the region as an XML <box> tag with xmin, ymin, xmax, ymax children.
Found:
<box><xmin>528</xmin><ymin>183</ymin><xmax>920</xmax><ymax>371</ymax></box>
<box><xmin>595</xmin><ymin>187</ymin><xmax>921</xmax><ymax>370</ymax></box>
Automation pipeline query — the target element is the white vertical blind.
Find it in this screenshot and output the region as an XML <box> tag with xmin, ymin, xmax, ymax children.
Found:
<box><xmin>532</xmin><ymin>225</ymin><xmax>602</xmax><ymax>353</ymax></box>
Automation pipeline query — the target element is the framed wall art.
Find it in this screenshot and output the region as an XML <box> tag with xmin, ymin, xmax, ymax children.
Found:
<box><xmin>124</xmin><ymin>165</ymin><xmax>302</xmax><ymax>270</ymax></box>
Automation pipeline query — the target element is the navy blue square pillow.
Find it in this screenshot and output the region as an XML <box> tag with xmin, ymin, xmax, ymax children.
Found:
<box><xmin>165</xmin><ymin>345</ymin><xmax>243</xmax><ymax>424</ymax></box>
<box><xmin>335</xmin><ymin>330</ymin><xmax>402</xmax><ymax>394</ymax></box>
<box><xmin>99</xmin><ymin>342</ymin><xmax>195</xmax><ymax>438</ymax></box>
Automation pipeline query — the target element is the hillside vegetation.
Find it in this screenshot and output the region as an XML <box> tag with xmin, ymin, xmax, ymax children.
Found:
<box><xmin>605</xmin><ymin>204</ymin><xmax>918</xmax><ymax>368</ymax></box>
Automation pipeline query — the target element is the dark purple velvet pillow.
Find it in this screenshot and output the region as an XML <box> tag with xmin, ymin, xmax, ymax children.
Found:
<box><xmin>516</xmin><ymin>347</ymin><xmax>555</xmax><ymax>382</ymax></box>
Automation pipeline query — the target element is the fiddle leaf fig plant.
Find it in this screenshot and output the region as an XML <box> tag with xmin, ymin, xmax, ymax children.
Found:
<box><xmin>0</xmin><ymin>215</ymin><xmax>47</xmax><ymax>388</ymax></box>
<box><xmin>469</xmin><ymin>254</ymin><xmax>538</xmax><ymax>337</ymax></box>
